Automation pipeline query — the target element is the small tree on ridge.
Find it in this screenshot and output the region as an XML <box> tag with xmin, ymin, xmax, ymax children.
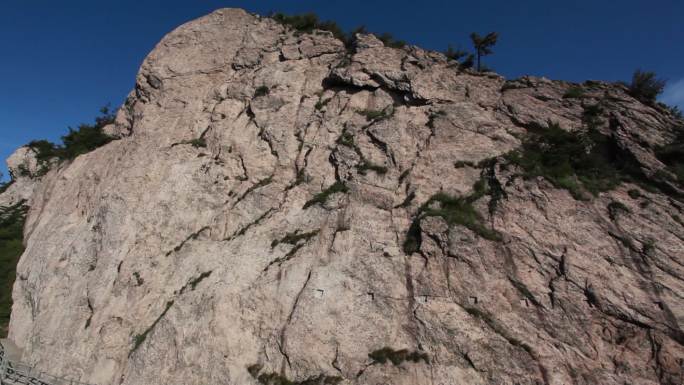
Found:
<box><xmin>629</xmin><ymin>69</ymin><xmax>666</xmax><ymax>104</ymax></box>
<box><xmin>470</xmin><ymin>32</ymin><xmax>498</xmax><ymax>72</ymax></box>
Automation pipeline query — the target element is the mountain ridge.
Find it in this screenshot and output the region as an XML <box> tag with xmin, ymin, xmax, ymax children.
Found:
<box><xmin>1</xmin><ymin>8</ymin><xmax>682</xmax><ymax>385</ymax></box>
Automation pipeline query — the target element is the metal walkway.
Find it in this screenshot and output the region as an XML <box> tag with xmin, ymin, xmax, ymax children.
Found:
<box><xmin>0</xmin><ymin>341</ymin><xmax>95</xmax><ymax>385</ymax></box>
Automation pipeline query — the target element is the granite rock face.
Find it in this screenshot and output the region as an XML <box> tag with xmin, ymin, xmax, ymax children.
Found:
<box><xmin>0</xmin><ymin>146</ymin><xmax>43</xmax><ymax>207</ymax></box>
<box><xmin>3</xmin><ymin>8</ymin><xmax>683</xmax><ymax>385</ymax></box>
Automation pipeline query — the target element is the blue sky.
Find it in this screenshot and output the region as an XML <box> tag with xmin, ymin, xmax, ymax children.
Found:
<box><xmin>1</xmin><ymin>0</ymin><xmax>683</xmax><ymax>180</ymax></box>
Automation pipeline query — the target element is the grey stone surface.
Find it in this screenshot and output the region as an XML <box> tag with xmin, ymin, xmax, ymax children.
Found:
<box><xmin>2</xmin><ymin>8</ymin><xmax>683</xmax><ymax>385</ymax></box>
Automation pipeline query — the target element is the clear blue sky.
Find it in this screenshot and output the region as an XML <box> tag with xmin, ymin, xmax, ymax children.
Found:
<box><xmin>1</xmin><ymin>0</ymin><xmax>683</xmax><ymax>180</ymax></box>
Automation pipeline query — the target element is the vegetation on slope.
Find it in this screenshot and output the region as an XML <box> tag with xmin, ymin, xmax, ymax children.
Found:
<box><xmin>369</xmin><ymin>347</ymin><xmax>430</xmax><ymax>365</ymax></box>
<box><xmin>0</xmin><ymin>201</ymin><xmax>28</xmax><ymax>337</ymax></box>
<box><xmin>270</xmin><ymin>12</ymin><xmax>405</xmax><ymax>49</ymax></box>
<box><xmin>628</xmin><ymin>69</ymin><xmax>666</xmax><ymax>104</ymax></box>
<box><xmin>505</xmin><ymin>119</ymin><xmax>638</xmax><ymax>200</ymax></box>
<box><xmin>26</xmin><ymin>106</ymin><xmax>115</xmax><ymax>175</ymax></box>
<box><xmin>403</xmin><ymin>168</ymin><xmax>503</xmax><ymax>254</ymax></box>
<box><xmin>247</xmin><ymin>363</ymin><xmax>342</xmax><ymax>385</ymax></box>
<box><xmin>507</xmin><ymin>101</ymin><xmax>683</xmax><ymax>200</ymax></box>
<box><xmin>303</xmin><ymin>181</ymin><xmax>349</xmax><ymax>209</ymax></box>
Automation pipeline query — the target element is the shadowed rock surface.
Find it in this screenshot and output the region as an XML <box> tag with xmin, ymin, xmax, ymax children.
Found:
<box><xmin>2</xmin><ymin>8</ymin><xmax>683</xmax><ymax>385</ymax></box>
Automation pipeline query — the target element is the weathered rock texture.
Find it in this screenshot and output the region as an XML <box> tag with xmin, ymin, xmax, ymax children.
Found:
<box><xmin>0</xmin><ymin>147</ymin><xmax>42</xmax><ymax>208</ymax></box>
<box><xmin>3</xmin><ymin>8</ymin><xmax>683</xmax><ymax>385</ymax></box>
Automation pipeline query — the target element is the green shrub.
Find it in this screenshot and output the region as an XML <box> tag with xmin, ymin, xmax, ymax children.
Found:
<box><xmin>303</xmin><ymin>181</ymin><xmax>349</xmax><ymax>209</ymax></box>
<box><xmin>247</xmin><ymin>364</ymin><xmax>262</xmax><ymax>378</ymax></box>
<box><xmin>563</xmin><ymin>86</ymin><xmax>586</xmax><ymax>99</ymax></box>
<box><xmin>668</xmin><ymin>105</ymin><xmax>683</xmax><ymax>120</ymax></box>
<box><xmin>254</xmin><ymin>86</ymin><xmax>270</xmax><ymax>97</ymax></box>
<box><xmin>0</xmin><ymin>201</ymin><xmax>28</xmax><ymax>337</ymax></box>
<box><xmin>61</xmin><ymin>126</ymin><xmax>114</xmax><ymax>159</ymax></box>
<box><xmin>377</xmin><ymin>32</ymin><xmax>406</xmax><ymax>48</ymax></box>
<box><xmin>271</xmin><ymin>12</ymin><xmax>319</xmax><ymax>33</ymax></box>
<box><xmin>402</xmin><ymin>220</ymin><xmax>422</xmax><ymax>255</ymax></box>
<box><xmin>271</xmin><ymin>12</ymin><xmax>349</xmax><ymax>46</ymax></box>
<box><xmin>628</xmin><ymin>70</ymin><xmax>666</xmax><ymax>104</ymax></box>
<box><xmin>132</xmin><ymin>272</ymin><xmax>144</xmax><ymax>286</ymax></box>
<box><xmin>315</xmin><ymin>98</ymin><xmax>330</xmax><ymax>110</ymax></box>
<box><xmin>506</xmin><ymin>120</ymin><xmax>645</xmax><ymax>200</ymax></box>
<box><xmin>358</xmin><ymin>108</ymin><xmax>392</xmax><ymax>121</ymax></box>
<box><xmin>247</xmin><ymin>364</ymin><xmax>342</xmax><ymax>385</ymax></box>
<box><xmin>403</xmin><ymin>171</ymin><xmax>503</xmax><ymax>254</ymax></box>
<box><xmin>271</xmin><ymin>230</ymin><xmax>319</xmax><ymax>248</ymax></box>
<box><xmin>421</xmin><ymin>192</ymin><xmax>501</xmax><ymax>241</ymax></box>
<box><xmin>642</xmin><ymin>238</ymin><xmax>656</xmax><ymax>256</ymax></box>
<box><xmin>357</xmin><ymin>161</ymin><xmax>388</xmax><ymax>175</ymax></box>
<box><xmin>444</xmin><ymin>45</ymin><xmax>468</xmax><ymax>61</ymax></box>
<box><xmin>271</xmin><ymin>12</ymin><xmax>404</xmax><ymax>51</ymax></box>
<box><xmin>459</xmin><ymin>54</ymin><xmax>475</xmax><ymax>70</ymax></box>
<box><xmin>188</xmin><ymin>138</ymin><xmax>207</xmax><ymax>148</ymax></box>
<box><xmin>26</xmin><ymin>107</ymin><xmax>115</xmax><ymax>174</ymax></box>
<box><xmin>26</xmin><ymin>139</ymin><xmax>61</xmax><ymax>165</ymax></box>
<box><xmin>369</xmin><ymin>347</ymin><xmax>429</xmax><ymax>365</ymax></box>
<box><xmin>607</xmin><ymin>201</ymin><xmax>630</xmax><ymax>221</ymax></box>
<box><xmin>582</xmin><ymin>104</ymin><xmax>604</xmax><ymax>130</ymax></box>
<box><xmin>336</xmin><ymin>130</ymin><xmax>356</xmax><ymax>148</ymax></box>
<box><xmin>627</xmin><ymin>189</ymin><xmax>641</xmax><ymax>199</ymax></box>
<box><xmin>454</xmin><ymin>160</ymin><xmax>476</xmax><ymax>168</ymax></box>
<box><xmin>175</xmin><ymin>137</ymin><xmax>207</xmax><ymax>148</ymax></box>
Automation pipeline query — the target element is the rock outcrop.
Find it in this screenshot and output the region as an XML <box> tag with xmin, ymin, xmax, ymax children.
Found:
<box><xmin>0</xmin><ymin>147</ymin><xmax>43</xmax><ymax>208</ymax></box>
<box><xmin>2</xmin><ymin>8</ymin><xmax>683</xmax><ymax>385</ymax></box>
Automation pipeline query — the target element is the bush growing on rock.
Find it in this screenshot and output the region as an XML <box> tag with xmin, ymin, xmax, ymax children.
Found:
<box><xmin>403</xmin><ymin>174</ymin><xmax>503</xmax><ymax>254</ymax></box>
<box><xmin>271</xmin><ymin>12</ymin><xmax>323</xmax><ymax>35</ymax></box>
<box><xmin>270</xmin><ymin>11</ymin><xmax>406</xmax><ymax>50</ymax></box>
<box><xmin>563</xmin><ymin>86</ymin><xmax>586</xmax><ymax>99</ymax></box>
<box><xmin>356</xmin><ymin>160</ymin><xmax>388</xmax><ymax>175</ymax></box>
<box><xmin>444</xmin><ymin>45</ymin><xmax>469</xmax><ymax>62</ymax></box>
<box><xmin>607</xmin><ymin>200</ymin><xmax>630</xmax><ymax>221</ymax></box>
<box><xmin>627</xmin><ymin>189</ymin><xmax>642</xmax><ymax>199</ymax></box>
<box><xmin>506</xmin><ymin>121</ymin><xmax>642</xmax><ymax>199</ymax></box>
<box><xmin>26</xmin><ymin>106</ymin><xmax>115</xmax><ymax>172</ymax></box>
<box><xmin>376</xmin><ymin>32</ymin><xmax>406</xmax><ymax>48</ymax></box>
<box><xmin>302</xmin><ymin>181</ymin><xmax>349</xmax><ymax>209</ymax></box>
<box><xmin>369</xmin><ymin>347</ymin><xmax>430</xmax><ymax>365</ymax></box>
<box><xmin>628</xmin><ymin>69</ymin><xmax>666</xmax><ymax>104</ymax></box>
<box><xmin>254</xmin><ymin>85</ymin><xmax>270</xmax><ymax>97</ymax></box>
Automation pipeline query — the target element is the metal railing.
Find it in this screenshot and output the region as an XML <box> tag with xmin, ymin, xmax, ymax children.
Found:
<box><xmin>0</xmin><ymin>343</ymin><xmax>95</xmax><ymax>385</ymax></box>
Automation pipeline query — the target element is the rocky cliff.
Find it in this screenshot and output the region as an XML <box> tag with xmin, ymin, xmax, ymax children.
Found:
<box><xmin>2</xmin><ymin>8</ymin><xmax>683</xmax><ymax>385</ymax></box>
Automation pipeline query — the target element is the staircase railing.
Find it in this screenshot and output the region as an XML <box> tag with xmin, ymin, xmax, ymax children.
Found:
<box><xmin>0</xmin><ymin>342</ymin><xmax>95</xmax><ymax>385</ymax></box>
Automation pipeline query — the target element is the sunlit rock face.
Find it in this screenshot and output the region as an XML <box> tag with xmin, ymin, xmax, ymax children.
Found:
<box><xmin>3</xmin><ymin>8</ymin><xmax>683</xmax><ymax>385</ymax></box>
<box><xmin>1</xmin><ymin>146</ymin><xmax>44</xmax><ymax>208</ymax></box>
